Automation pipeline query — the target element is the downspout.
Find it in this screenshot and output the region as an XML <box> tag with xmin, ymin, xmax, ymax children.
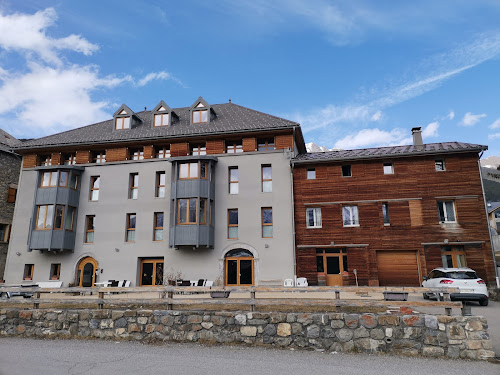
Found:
<box><xmin>478</xmin><ymin>152</ymin><xmax>500</xmax><ymax>287</ymax></box>
<box><xmin>291</xmin><ymin>125</ymin><xmax>298</xmax><ymax>283</ymax></box>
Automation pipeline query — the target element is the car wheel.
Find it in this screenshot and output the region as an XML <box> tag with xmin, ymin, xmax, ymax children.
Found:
<box><xmin>479</xmin><ymin>299</ymin><xmax>489</xmax><ymax>306</ymax></box>
<box><xmin>423</xmin><ymin>293</ymin><xmax>429</xmax><ymax>300</ymax></box>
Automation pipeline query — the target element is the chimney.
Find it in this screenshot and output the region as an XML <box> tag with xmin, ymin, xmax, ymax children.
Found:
<box><xmin>411</xmin><ymin>127</ymin><xmax>423</xmax><ymax>150</ymax></box>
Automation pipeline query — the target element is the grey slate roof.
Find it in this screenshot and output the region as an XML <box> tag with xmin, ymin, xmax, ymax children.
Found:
<box><xmin>293</xmin><ymin>142</ymin><xmax>487</xmax><ymax>164</ymax></box>
<box><xmin>16</xmin><ymin>102</ymin><xmax>300</xmax><ymax>151</ymax></box>
<box><xmin>487</xmin><ymin>201</ymin><xmax>500</xmax><ymax>214</ymax></box>
<box><xmin>0</xmin><ymin>128</ymin><xmax>21</xmax><ymax>154</ymax></box>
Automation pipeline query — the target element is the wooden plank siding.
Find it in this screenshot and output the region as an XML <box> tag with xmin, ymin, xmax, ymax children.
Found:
<box><xmin>75</xmin><ymin>150</ymin><xmax>91</xmax><ymax>164</ymax></box>
<box><xmin>275</xmin><ymin>134</ymin><xmax>294</xmax><ymax>150</ymax></box>
<box><xmin>170</xmin><ymin>142</ymin><xmax>190</xmax><ymax>157</ymax></box>
<box><xmin>293</xmin><ymin>153</ymin><xmax>496</xmax><ymax>286</ymax></box>
<box><xmin>22</xmin><ymin>154</ymin><xmax>37</xmax><ymax>168</ymax></box>
<box><xmin>105</xmin><ymin>147</ymin><xmax>128</xmax><ymax>162</ymax></box>
<box><xmin>243</xmin><ymin>137</ymin><xmax>256</xmax><ymax>152</ymax></box>
<box><xmin>143</xmin><ymin>145</ymin><xmax>154</xmax><ymax>159</ymax></box>
<box><xmin>206</xmin><ymin>140</ymin><xmax>225</xmax><ymax>154</ymax></box>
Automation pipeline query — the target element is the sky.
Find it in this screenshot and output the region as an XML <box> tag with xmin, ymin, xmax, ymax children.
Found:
<box><xmin>0</xmin><ymin>1</ymin><xmax>500</xmax><ymax>156</ymax></box>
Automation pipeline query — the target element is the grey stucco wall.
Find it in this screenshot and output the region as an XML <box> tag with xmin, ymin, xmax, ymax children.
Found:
<box><xmin>4</xmin><ymin>150</ymin><xmax>295</xmax><ymax>286</ymax></box>
<box><xmin>0</xmin><ymin>151</ymin><xmax>21</xmax><ymax>280</ymax></box>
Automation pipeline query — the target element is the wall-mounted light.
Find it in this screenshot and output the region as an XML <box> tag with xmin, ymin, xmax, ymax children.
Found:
<box><xmin>115</xmin><ymin>248</ymin><xmax>120</xmax><ymax>252</ymax></box>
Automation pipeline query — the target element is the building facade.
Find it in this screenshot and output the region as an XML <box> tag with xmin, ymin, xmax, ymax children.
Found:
<box><xmin>0</xmin><ymin>129</ymin><xmax>21</xmax><ymax>282</ymax></box>
<box><xmin>292</xmin><ymin>128</ymin><xmax>497</xmax><ymax>287</ymax></box>
<box><xmin>4</xmin><ymin>98</ymin><xmax>304</xmax><ymax>287</ymax></box>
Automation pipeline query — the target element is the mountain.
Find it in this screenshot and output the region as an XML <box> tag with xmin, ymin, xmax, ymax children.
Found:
<box><xmin>305</xmin><ymin>142</ymin><xmax>329</xmax><ymax>152</ymax></box>
<box><xmin>481</xmin><ymin>156</ymin><xmax>500</xmax><ymax>169</ymax></box>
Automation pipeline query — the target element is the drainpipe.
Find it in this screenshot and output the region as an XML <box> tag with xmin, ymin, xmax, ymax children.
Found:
<box><xmin>478</xmin><ymin>152</ymin><xmax>500</xmax><ymax>287</ymax></box>
<box><xmin>290</xmin><ymin>159</ymin><xmax>297</xmax><ymax>284</ymax></box>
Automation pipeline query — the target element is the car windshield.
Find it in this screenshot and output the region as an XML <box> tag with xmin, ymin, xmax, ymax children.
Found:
<box><xmin>444</xmin><ymin>271</ymin><xmax>478</xmax><ymax>279</ymax></box>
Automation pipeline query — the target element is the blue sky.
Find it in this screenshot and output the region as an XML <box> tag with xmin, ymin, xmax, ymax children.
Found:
<box><xmin>1</xmin><ymin>1</ymin><xmax>500</xmax><ymax>156</ymax></box>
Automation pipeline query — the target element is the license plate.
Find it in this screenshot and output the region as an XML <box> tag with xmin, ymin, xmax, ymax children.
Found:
<box><xmin>460</xmin><ymin>289</ymin><xmax>474</xmax><ymax>293</ymax></box>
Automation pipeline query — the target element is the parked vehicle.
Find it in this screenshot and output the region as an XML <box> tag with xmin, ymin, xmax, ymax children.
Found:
<box><xmin>0</xmin><ymin>285</ymin><xmax>36</xmax><ymax>299</ymax></box>
<box><xmin>422</xmin><ymin>267</ymin><xmax>489</xmax><ymax>306</ymax></box>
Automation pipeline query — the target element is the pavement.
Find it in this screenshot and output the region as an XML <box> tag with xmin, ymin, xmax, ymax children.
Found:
<box><xmin>0</xmin><ymin>338</ymin><xmax>498</xmax><ymax>375</ymax></box>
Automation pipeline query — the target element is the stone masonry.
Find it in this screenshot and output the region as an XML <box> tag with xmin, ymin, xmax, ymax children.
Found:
<box><xmin>0</xmin><ymin>308</ymin><xmax>495</xmax><ymax>361</ymax></box>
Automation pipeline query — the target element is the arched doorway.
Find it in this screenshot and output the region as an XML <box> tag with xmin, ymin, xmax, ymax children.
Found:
<box><xmin>76</xmin><ymin>257</ymin><xmax>98</xmax><ymax>287</ymax></box>
<box><xmin>225</xmin><ymin>249</ymin><xmax>254</xmax><ymax>286</ymax></box>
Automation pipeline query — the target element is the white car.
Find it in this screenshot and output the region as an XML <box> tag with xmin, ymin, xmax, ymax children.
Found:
<box><xmin>422</xmin><ymin>267</ymin><xmax>489</xmax><ymax>306</ymax></box>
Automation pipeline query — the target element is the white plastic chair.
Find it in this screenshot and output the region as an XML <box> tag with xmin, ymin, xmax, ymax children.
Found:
<box><xmin>204</xmin><ymin>280</ymin><xmax>214</xmax><ymax>287</ymax></box>
<box><xmin>117</xmin><ymin>280</ymin><xmax>124</xmax><ymax>287</ymax></box>
<box><xmin>124</xmin><ymin>280</ymin><xmax>131</xmax><ymax>287</ymax></box>
<box><xmin>190</xmin><ymin>280</ymin><xmax>197</xmax><ymax>286</ymax></box>
<box><xmin>283</xmin><ymin>278</ymin><xmax>294</xmax><ymax>287</ymax></box>
<box><xmin>296</xmin><ymin>277</ymin><xmax>308</xmax><ymax>287</ymax></box>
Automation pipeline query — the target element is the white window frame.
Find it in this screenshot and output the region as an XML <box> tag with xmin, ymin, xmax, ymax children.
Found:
<box><xmin>342</xmin><ymin>205</ymin><xmax>359</xmax><ymax>227</ymax></box>
<box><xmin>383</xmin><ymin>162</ymin><xmax>394</xmax><ymax>175</ymax></box>
<box><xmin>437</xmin><ymin>200</ymin><xmax>456</xmax><ymax>223</ymax></box>
<box><xmin>306</xmin><ymin>208</ymin><xmax>322</xmax><ymax>228</ymax></box>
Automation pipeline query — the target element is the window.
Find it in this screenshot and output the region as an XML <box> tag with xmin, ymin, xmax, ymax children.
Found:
<box><xmin>156</xmin><ymin>172</ymin><xmax>165</xmax><ymax>198</ymax></box>
<box><xmin>228</xmin><ymin>209</ymin><xmax>238</xmax><ymax>239</ymax></box>
<box><xmin>155</xmin><ymin>146</ymin><xmax>170</xmax><ymax>159</ymax></box>
<box><xmin>59</xmin><ymin>171</ymin><xmax>68</xmax><ymax>187</ymax></box>
<box><xmin>306</xmin><ymin>208</ymin><xmax>322</xmax><ymax>228</ymax></box>
<box><xmin>40</xmin><ymin>171</ymin><xmax>58</xmax><ymax>187</ymax></box>
<box><xmin>192</xmin><ymin>109</ymin><xmax>208</xmax><ymax>124</ymax></box>
<box><xmin>38</xmin><ymin>155</ymin><xmax>52</xmax><ymax>166</ymax></box>
<box><xmin>153</xmin><ymin>212</ymin><xmax>164</xmax><ymax>241</ymax></box>
<box><xmin>435</xmin><ymin>159</ymin><xmax>446</xmax><ymax>171</ymax></box>
<box><xmin>437</xmin><ymin>201</ymin><xmax>456</xmax><ymax>223</ymax></box>
<box><xmin>179</xmin><ymin>163</ymin><xmax>199</xmax><ymax>179</ymax></box>
<box><xmin>92</xmin><ymin>151</ymin><xmax>106</xmax><ymax>164</ymax></box>
<box><xmin>342</xmin><ymin>165</ymin><xmax>352</xmax><ymax>177</ymax></box>
<box><xmin>65</xmin><ymin>207</ymin><xmax>76</xmax><ymax>231</ymax></box>
<box><xmin>191</xmin><ymin>144</ymin><xmax>207</xmax><ymax>155</ymax></box>
<box><xmin>229</xmin><ymin>167</ymin><xmax>238</xmax><ymax>194</ymax></box>
<box><xmin>262</xmin><ymin>165</ymin><xmax>272</xmax><ymax>192</ymax></box>
<box><xmin>129</xmin><ymin>173</ymin><xmax>139</xmax><ymax>199</ymax></box>
<box><xmin>54</xmin><ymin>205</ymin><xmax>65</xmax><ymax>230</ymax></box>
<box><xmin>258</xmin><ymin>138</ymin><xmax>275</xmax><ymax>151</ymax></box>
<box><xmin>130</xmin><ymin>148</ymin><xmax>144</xmax><ymax>160</ymax></box>
<box><xmin>69</xmin><ymin>173</ymin><xmax>78</xmax><ymax>190</ymax></box>
<box><xmin>63</xmin><ymin>153</ymin><xmax>76</xmax><ymax>165</ymax></box>
<box><xmin>24</xmin><ymin>264</ymin><xmax>34</xmax><ymax>281</ymax></box>
<box><xmin>200</xmin><ymin>162</ymin><xmax>208</xmax><ymax>179</ymax></box>
<box><xmin>441</xmin><ymin>246</ymin><xmax>466</xmax><ymax>268</ymax></box>
<box><xmin>0</xmin><ymin>224</ymin><xmax>10</xmax><ymax>242</ymax></box>
<box><xmin>383</xmin><ymin>162</ymin><xmax>394</xmax><ymax>174</ymax></box>
<box><xmin>126</xmin><ymin>213</ymin><xmax>136</xmax><ymax>242</ymax></box>
<box><xmin>7</xmin><ymin>186</ymin><xmax>17</xmax><ymax>203</ymax></box>
<box><xmin>382</xmin><ymin>203</ymin><xmax>390</xmax><ymax>225</ymax></box>
<box><xmin>154</xmin><ymin>113</ymin><xmax>170</xmax><ymax>127</ymax></box>
<box><xmin>115</xmin><ymin>117</ymin><xmax>130</xmax><ymax>130</ymax></box>
<box><xmin>90</xmin><ymin>176</ymin><xmax>100</xmax><ymax>201</ymax></box>
<box><xmin>85</xmin><ymin>215</ymin><xmax>95</xmax><ymax>243</ymax></box>
<box><xmin>227</xmin><ymin>141</ymin><xmax>243</xmax><ymax>153</ymax></box>
<box><xmin>36</xmin><ymin>205</ymin><xmax>54</xmax><ymax>230</ymax></box>
<box><xmin>262</xmin><ymin>207</ymin><xmax>273</xmax><ymax>238</ymax></box>
<box><xmin>199</xmin><ymin>199</ymin><xmax>207</xmax><ymax>225</ymax></box>
<box><xmin>50</xmin><ymin>264</ymin><xmax>61</xmax><ymax>280</ymax></box>
<box><xmin>177</xmin><ymin>199</ymin><xmax>200</xmax><ymax>224</ymax></box>
<box><xmin>307</xmin><ymin>168</ymin><xmax>316</xmax><ymax>180</ymax></box>
<box><xmin>342</xmin><ymin>205</ymin><xmax>359</xmax><ymax>226</ymax></box>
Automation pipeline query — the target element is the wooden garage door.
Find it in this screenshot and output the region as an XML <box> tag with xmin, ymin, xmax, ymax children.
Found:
<box><xmin>377</xmin><ymin>251</ymin><xmax>420</xmax><ymax>286</ymax></box>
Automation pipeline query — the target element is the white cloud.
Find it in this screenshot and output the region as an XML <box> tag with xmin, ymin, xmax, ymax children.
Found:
<box><xmin>422</xmin><ymin>121</ymin><xmax>439</xmax><ymax>137</ymax></box>
<box><xmin>447</xmin><ymin>110</ymin><xmax>455</xmax><ymax>120</ymax></box>
<box><xmin>370</xmin><ymin>110</ymin><xmax>382</xmax><ymax>121</ymax></box>
<box><xmin>489</xmin><ymin>118</ymin><xmax>500</xmax><ymax>129</ymax></box>
<box><xmin>333</xmin><ymin>128</ymin><xmax>406</xmax><ymax>149</ymax></box>
<box><xmin>137</xmin><ymin>71</ymin><xmax>185</xmax><ymax>87</ymax></box>
<box><xmin>489</xmin><ymin>133</ymin><xmax>500</xmax><ymax>140</ymax></box>
<box><xmin>460</xmin><ymin>112</ymin><xmax>487</xmax><ymax>126</ymax></box>
<box><xmin>0</xmin><ymin>8</ymin><xmax>98</xmax><ymax>65</ymax></box>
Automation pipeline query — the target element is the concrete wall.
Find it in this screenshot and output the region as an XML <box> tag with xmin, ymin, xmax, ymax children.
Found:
<box><xmin>0</xmin><ymin>308</ymin><xmax>495</xmax><ymax>361</ymax></box>
<box><xmin>4</xmin><ymin>150</ymin><xmax>295</xmax><ymax>286</ymax></box>
<box><xmin>0</xmin><ymin>152</ymin><xmax>21</xmax><ymax>280</ymax></box>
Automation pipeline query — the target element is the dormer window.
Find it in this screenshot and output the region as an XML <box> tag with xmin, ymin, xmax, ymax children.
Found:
<box><xmin>154</xmin><ymin>113</ymin><xmax>170</xmax><ymax>127</ymax></box>
<box><xmin>115</xmin><ymin>116</ymin><xmax>130</xmax><ymax>130</ymax></box>
<box><xmin>113</xmin><ymin>104</ymin><xmax>137</xmax><ymax>131</ymax></box>
<box><xmin>189</xmin><ymin>97</ymin><xmax>214</xmax><ymax>125</ymax></box>
<box><xmin>151</xmin><ymin>101</ymin><xmax>176</xmax><ymax>128</ymax></box>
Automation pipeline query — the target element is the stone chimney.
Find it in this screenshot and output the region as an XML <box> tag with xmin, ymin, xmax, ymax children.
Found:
<box><xmin>411</xmin><ymin>127</ymin><xmax>423</xmax><ymax>150</ymax></box>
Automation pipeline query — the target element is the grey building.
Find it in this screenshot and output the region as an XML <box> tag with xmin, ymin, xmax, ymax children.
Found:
<box><xmin>4</xmin><ymin>98</ymin><xmax>305</xmax><ymax>287</ymax></box>
<box><xmin>0</xmin><ymin>129</ymin><xmax>22</xmax><ymax>281</ymax></box>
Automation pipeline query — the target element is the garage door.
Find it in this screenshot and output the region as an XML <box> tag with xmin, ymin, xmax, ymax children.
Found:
<box><xmin>377</xmin><ymin>251</ymin><xmax>420</xmax><ymax>286</ymax></box>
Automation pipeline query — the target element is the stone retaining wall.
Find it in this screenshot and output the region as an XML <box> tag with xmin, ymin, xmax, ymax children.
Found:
<box><xmin>0</xmin><ymin>308</ymin><xmax>495</xmax><ymax>360</ymax></box>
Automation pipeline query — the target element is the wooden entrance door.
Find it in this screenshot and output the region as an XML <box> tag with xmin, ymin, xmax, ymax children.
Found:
<box><xmin>140</xmin><ymin>259</ymin><xmax>164</xmax><ymax>286</ymax></box>
<box><xmin>225</xmin><ymin>249</ymin><xmax>254</xmax><ymax>286</ymax></box>
<box><xmin>77</xmin><ymin>257</ymin><xmax>98</xmax><ymax>287</ymax></box>
<box><xmin>316</xmin><ymin>249</ymin><xmax>347</xmax><ymax>286</ymax></box>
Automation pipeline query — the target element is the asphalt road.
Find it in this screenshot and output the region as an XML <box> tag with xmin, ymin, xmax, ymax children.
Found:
<box><xmin>0</xmin><ymin>338</ymin><xmax>498</xmax><ymax>375</ymax></box>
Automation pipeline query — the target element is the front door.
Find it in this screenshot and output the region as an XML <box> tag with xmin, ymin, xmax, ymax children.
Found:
<box><xmin>77</xmin><ymin>257</ymin><xmax>98</xmax><ymax>287</ymax></box>
<box><xmin>140</xmin><ymin>259</ymin><xmax>164</xmax><ymax>286</ymax></box>
<box><xmin>225</xmin><ymin>249</ymin><xmax>254</xmax><ymax>286</ymax></box>
<box><xmin>316</xmin><ymin>249</ymin><xmax>348</xmax><ymax>286</ymax></box>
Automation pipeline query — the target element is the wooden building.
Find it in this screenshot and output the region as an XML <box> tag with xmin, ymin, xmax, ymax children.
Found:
<box><xmin>292</xmin><ymin>128</ymin><xmax>497</xmax><ymax>287</ymax></box>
